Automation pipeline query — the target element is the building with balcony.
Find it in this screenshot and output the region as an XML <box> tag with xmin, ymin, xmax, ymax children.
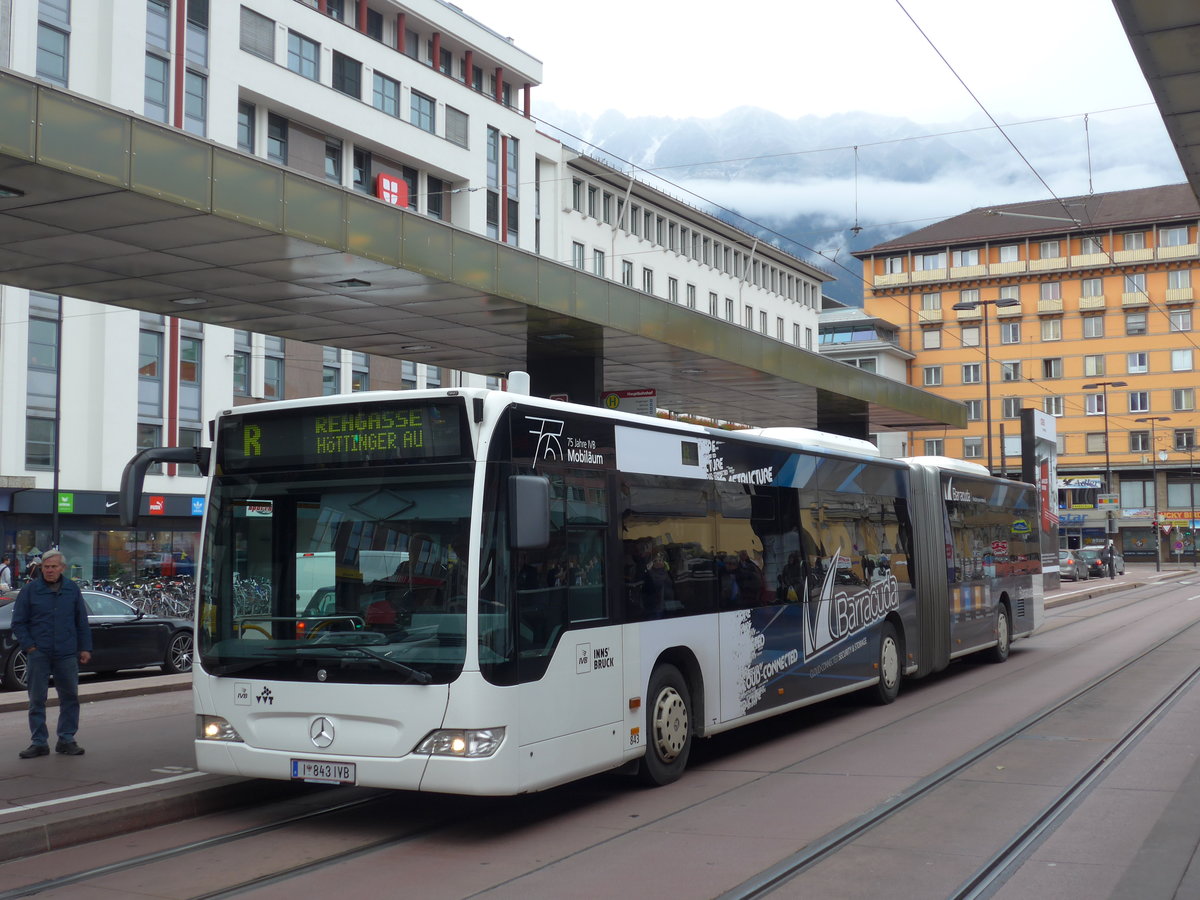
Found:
<box><xmin>0</xmin><ymin>0</ymin><xmax>827</xmax><ymax>579</ymax></box>
<box><xmin>854</xmin><ymin>183</ymin><xmax>1200</xmax><ymax>560</ymax></box>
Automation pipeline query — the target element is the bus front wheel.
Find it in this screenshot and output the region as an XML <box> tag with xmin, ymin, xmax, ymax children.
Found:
<box><xmin>639</xmin><ymin>664</ymin><xmax>692</xmax><ymax>786</ymax></box>
<box><xmin>872</xmin><ymin>622</ymin><xmax>901</xmax><ymax>705</ymax></box>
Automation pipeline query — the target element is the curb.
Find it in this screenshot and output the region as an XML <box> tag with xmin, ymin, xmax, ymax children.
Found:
<box><xmin>1046</xmin><ymin>568</ymin><xmax>1193</xmax><ymax>609</ymax></box>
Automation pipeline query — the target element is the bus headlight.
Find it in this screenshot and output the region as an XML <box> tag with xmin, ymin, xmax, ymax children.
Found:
<box><xmin>197</xmin><ymin>715</ymin><xmax>243</xmax><ymax>742</ymax></box>
<box><xmin>414</xmin><ymin>727</ymin><xmax>505</xmax><ymax>758</ymax></box>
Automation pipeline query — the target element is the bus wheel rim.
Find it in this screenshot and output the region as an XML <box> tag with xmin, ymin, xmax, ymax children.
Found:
<box><xmin>882</xmin><ymin>637</ymin><xmax>899</xmax><ymax>689</ymax></box>
<box><xmin>652</xmin><ymin>687</ymin><xmax>687</xmax><ymax>762</ymax></box>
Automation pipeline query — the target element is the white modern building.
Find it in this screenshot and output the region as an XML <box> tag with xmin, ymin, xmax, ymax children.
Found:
<box><xmin>0</xmin><ymin>0</ymin><xmax>828</xmax><ymax>580</ymax></box>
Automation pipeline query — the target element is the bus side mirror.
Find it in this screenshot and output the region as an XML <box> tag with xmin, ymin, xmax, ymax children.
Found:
<box><xmin>119</xmin><ymin>446</ymin><xmax>211</xmax><ymax>526</ymax></box>
<box><xmin>509</xmin><ymin>475</ymin><xmax>550</xmax><ymax>550</ymax></box>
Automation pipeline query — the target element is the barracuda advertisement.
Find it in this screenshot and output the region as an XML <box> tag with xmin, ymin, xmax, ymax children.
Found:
<box><xmin>720</xmin><ymin>547</ymin><xmax>906</xmax><ymax>719</ymax></box>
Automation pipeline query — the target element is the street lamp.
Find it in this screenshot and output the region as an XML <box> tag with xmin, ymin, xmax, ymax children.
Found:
<box><xmin>1083</xmin><ymin>380</ymin><xmax>1128</xmax><ymax>543</ymax></box>
<box><xmin>1135</xmin><ymin>415</ymin><xmax>1171</xmax><ymax>572</ymax></box>
<box><xmin>952</xmin><ymin>296</ymin><xmax>1021</xmax><ymax>474</ymax></box>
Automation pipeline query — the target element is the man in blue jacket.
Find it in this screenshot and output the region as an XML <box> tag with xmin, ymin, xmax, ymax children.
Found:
<box><xmin>12</xmin><ymin>550</ymin><xmax>92</xmax><ymax>758</ymax></box>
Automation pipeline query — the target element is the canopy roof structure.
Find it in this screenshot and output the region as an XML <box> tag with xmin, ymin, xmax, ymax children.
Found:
<box><xmin>0</xmin><ymin>71</ymin><xmax>962</xmax><ymax>435</ymax></box>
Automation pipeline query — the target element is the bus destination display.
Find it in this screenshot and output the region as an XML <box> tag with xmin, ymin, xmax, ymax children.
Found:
<box><xmin>218</xmin><ymin>401</ymin><xmax>464</xmax><ymax>472</ymax></box>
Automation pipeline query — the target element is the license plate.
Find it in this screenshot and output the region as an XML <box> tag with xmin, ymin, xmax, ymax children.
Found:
<box><xmin>291</xmin><ymin>758</ymin><xmax>356</xmax><ymax>784</ymax></box>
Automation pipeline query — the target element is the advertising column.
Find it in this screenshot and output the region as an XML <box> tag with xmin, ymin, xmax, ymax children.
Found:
<box><xmin>1021</xmin><ymin>409</ymin><xmax>1059</xmax><ymax>591</ymax></box>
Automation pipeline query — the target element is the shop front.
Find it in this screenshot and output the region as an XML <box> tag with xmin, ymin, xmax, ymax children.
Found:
<box><xmin>1</xmin><ymin>489</ymin><xmax>203</xmax><ymax>586</ymax></box>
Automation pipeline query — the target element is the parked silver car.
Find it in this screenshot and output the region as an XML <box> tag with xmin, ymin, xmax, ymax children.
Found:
<box><xmin>1058</xmin><ymin>549</ymin><xmax>1089</xmax><ymax>581</ymax></box>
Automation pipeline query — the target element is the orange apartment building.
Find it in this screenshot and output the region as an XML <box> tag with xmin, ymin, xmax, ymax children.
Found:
<box><xmin>854</xmin><ymin>184</ymin><xmax>1200</xmax><ymax>562</ymax></box>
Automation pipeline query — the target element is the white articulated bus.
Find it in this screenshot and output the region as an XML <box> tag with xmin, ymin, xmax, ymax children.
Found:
<box><xmin>122</xmin><ymin>383</ymin><xmax>1043</xmax><ymax>795</ymax></box>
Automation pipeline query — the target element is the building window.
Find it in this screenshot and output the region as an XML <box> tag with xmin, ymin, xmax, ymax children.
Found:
<box><xmin>183</xmin><ymin>71</ymin><xmax>206</xmax><ymax>136</ymax></box>
<box><xmin>351</xmin><ymin>353</ymin><xmax>370</xmax><ymax>392</ymax></box>
<box><xmin>237</xmin><ymin>101</ymin><xmax>255</xmax><ymax>152</ymax></box>
<box><xmin>1083</xmin><ymin>354</ymin><xmax>1105</xmax><ymax>376</ymax></box>
<box><xmin>1082</xmin><ymin>315</ymin><xmax>1104</xmax><ymax>338</ymax></box>
<box><xmin>1128</xmin><ymin>351</ymin><xmax>1149</xmax><ymax>374</ymax></box>
<box><xmin>593</xmin><ymin>249</ymin><xmax>605</xmax><ymax>277</ymax></box>
<box><xmin>687</xmin><ymin>284</ymin><xmax>696</xmax><ymax>309</ymax></box>
<box><xmin>1043</xmin><ymin>358</ymin><xmax>1062</xmax><ymax>379</ymax></box>
<box><xmin>916</xmin><ymin>252</ymin><xmax>945</xmax><ymax>271</ymax></box>
<box><xmin>921</xmin><ymin>292</ymin><xmax>941</xmax><ymax>311</ymax></box>
<box><xmin>1175</xmin><ymin>429</ymin><xmax>1195</xmax><ymax>451</ymax></box>
<box><xmin>1128</xmin><ymin>391</ymin><xmax>1150</xmax><ymax>413</ymax></box>
<box><xmin>266</xmin><ymin>113</ymin><xmax>287</xmax><ymax>164</ymax></box>
<box><xmin>670</xmin><ymin>278</ymin><xmax>680</xmax><ymax>304</ymax></box>
<box><xmin>571</xmin><ymin>242</ymin><xmax>585</xmax><ymax>270</ymax></box>
<box><xmin>621</xmin><ymin>261</ymin><xmax>633</xmax><ymax>286</ymax></box>
<box><xmin>1172</xmin><ymin>349</ymin><xmax>1194</xmax><ymax>371</ymax></box>
<box><xmin>1081</xmin><ymin>277</ymin><xmax>1103</xmax><ymax>297</ymax></box>
<box><xmin>1169</xmin><ymin>269</ymin><xmax>1192</xmax><ymax>290</ymax></box>
<box><xmin>1080</xmin><ymin>236</ymin><xmax>1103</xmax><ymax>254</ymax></box>
<box><xmin>1130</xmin><ymin>431</ymin><xmax>1150</xmax><ymax>453</ymax></box>
<box><xmin>1126</xmin><ymin>312</ymin><xmax>1147</xmax><ymax>335</ymax></box>
<box><xmin>263</xmin><ymin>336</ymin><xmax>284</xmax><ymax>400</ymax></box>
<box><xmin>287</xmin><ymin>31</ymin><xmax>319</xmax><ymax>80</ymax></box>
<box><xmin>411</xmin><ymin>91</ymin><xmax>435</xmax><ymax>133</ymax></box>
<box><xmin>963</xmin><ymin>437</ymin><xmax>983</xmax><ymax>458</ymax></box>
<box><xmin>999</xmin><ymin>245</ymin><xmax>1019</xmax><ymax>263</ymax></box>
<box><xmin>1161</xmin><ymin>226</ymin><xmax>1189</xmax><ymax>247</ymax></box>
<box><xmin>1124</xmin><ymin>273</ymin><xmax>1147</xmax><ymax>294</ymax></box>
<box><xmin>138</xmin><ymin>330</ymin><xmax>163</xmax><ymax>418</ymax></box>
<box><xmin>351</xmin><ymin>149</ymin><xmax>371</xmax><ymax>193</ymax></box>
<box><xmin>372</xmin><ymin>73</ymin><xmax>400</xmax><ymax>116</ymax></box>
<box><xmin>1174</xmin><ymin>388</ymin><xmax>1196</xmax><ymax>411</ymax></box>
<box><xmin>759</xmin><ymin>311</ymin><xmax>768</xmax><ymax>334</ymax></box>
<box><xmin>952</xmin><ymin>248</ymin><xmax>980</xmax><ymax>267</ymax></box>
<box><xmin>923</xmin><ymin>328</ymin><xmax>941</xmax><ymax>350</ymax></box>
<box><xmin>1044</xmin><ymin>396</ymin><xmax>1064</xmax><ymax>416</ymax></box>
<box><xmin>233</xmin><ymin>330</ymin><xmax>251</xmax><ymax>396</ymax></box>
<box><xmin>744</xmin><ymin>305</ymin><xmax>754</xmax><ymax>329</ymax></box>
<box><xmin>1040</xmin><ymin>282</ymin><xmax>1061</xmax><ymax>300</ymax></box>
<box><xmin>332</xmin><ymin>52</ymin><xmax>362</xmax><ymax>98</ymax></box>
<box><xmin>36</xmin><ymin>20</ymin><xmax>70</xmax><ymax>87</ymax></box>
<box><xmin>961</xmin><ymin>325</ymin><xmax>980</xmax><ymax>347</ymax></box>
<box><xmin>1085</xmin><ymin>393</ymin><xmax>1106</xmax><ymax>415</ymax></box>
<box><xmin>239</xmin><ymin>6</ymin><xmax>274</xmax><ymax>59</ymax></box>
<box><xmin>445</xmin><ymin>106</ymin><xmax>469</xmax><ymax>148</ymax></box>
<box><xmin>1002</xmin><ymin>398</ymin><xmax>1022</xmax><ymax>418</ymax></box>
<box><xmin>178</xmin><ymin>335</ymin><xmax>202</xmax><ymax>423</ymax></box>
<box><xmin>923</xmin><ymin>366</ymin><xmax>942</xmax><ymax>387</ymax></box>
<box><xmin>1000</xmin><ymin>322</ymin><xmax>1020</xmax><ymax>344</ymax></box>
<box><xmin>962</xmin><ymin>363</ymin><xmax>981</xmax><ymax>384</ymax></box>
<box><xmin>1039</xmin><ymin>240</ymin><xmax>1060</xmax><ymax>259</ymax></box>
<box><xmin>1123</xmin><ymin>231</ymin><xmax>1146</xmax><ymax>250</ymax></box>
<box><xmin>324</xmin><ymin>139</ymin><xmax>342</xmax><ymax>184</ymax></box>
<box><xmin>965</xmin><ymin>399</ymin><xmax>982</xmax><ymax>421</ymax></box>
<box><xmin>1171</xmin><ymin>310</ymin><xmax>1192</xmax><ymax>332</ymax></box>
<box><xmin>1086</xmin><ymin>433</ymin><xmax>1107</xmax><ymax>454</ymax></box>
<box><xmin>643</xmin><ymin>268</ymin><xmax>654</xmax><ymax>295</ymax></box>
<box><xmin>145</xmin><ymin>53</ymin><xmax>169</xmax><ymax>122</ymax></box>
<box><xmin>322</xmin><ymin>347</ymin><xmax>340</xmax><ymax>396</ymax></box>
<box><xmin>959</xmin><ymin>288</ymin><xmax>980</xmax><ymax>305</ymax></box>
<box><xmin>923</xmin><ymin>439</ymin><xmax>944</xmax><ymax>456</ymax></box>
<box><xmin>427</xmin><ymin>175</ymin><xmax>448</xmax><ymax>220</ymax></box>
<box><xmin>1041</xmin><ymin>318</ymin><xmax>1062</xmax><ymax>341</ymax></box>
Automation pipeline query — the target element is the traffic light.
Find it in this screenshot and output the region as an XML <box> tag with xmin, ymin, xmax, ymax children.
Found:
<box><xmin>1152</xmin><ymin>520</ymin><xmax>1159</xmax><ymax>529</ymax></box>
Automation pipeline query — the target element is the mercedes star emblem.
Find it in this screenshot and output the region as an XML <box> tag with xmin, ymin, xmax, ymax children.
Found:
<box><xmin>310</xmin><ymin>716</ymin><xmax>335</xmax><ymax>749</ymax></box>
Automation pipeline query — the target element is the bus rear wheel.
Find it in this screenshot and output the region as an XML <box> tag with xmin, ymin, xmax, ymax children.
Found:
<box><xmin>639</xmin><ymin>664</ymin><xmax>692</xmax><ymax>786</ymax></box>
<box><xmin>872</xmin><ymin>622</ymin><xmax>901</xmax><ymax>705</ymax></box>
<box><xmin>989</xmin><ymin>605</ymin><xmax>1011</xmax><ymax>663</ymax></box>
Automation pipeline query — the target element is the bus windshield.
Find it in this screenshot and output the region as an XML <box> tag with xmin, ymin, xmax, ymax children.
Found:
<box><xmin>197</xmin><ymin>465</ymin><xmax>473</xmax><ymax>685</ymax></box>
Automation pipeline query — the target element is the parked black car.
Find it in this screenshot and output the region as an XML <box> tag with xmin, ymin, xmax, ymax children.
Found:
<box><xmin>1079</xmin><ymin>546</ymin><xmax>1126</xmax><ymax>578</ymax></box>
<box><xmin>0</xmin><ymin>589</ymin><xmax>192</xmax><ymax>690</ymax></box>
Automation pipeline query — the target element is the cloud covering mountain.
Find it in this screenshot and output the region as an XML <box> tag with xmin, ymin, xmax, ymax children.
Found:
<box><xmin>536</xmin><ymin>104</ymin><xmax>1186</xmax><ymax>305</ymax></box>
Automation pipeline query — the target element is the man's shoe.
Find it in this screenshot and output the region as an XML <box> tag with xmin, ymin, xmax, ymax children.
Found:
<box><xmin>55</xmin><ymin>741</ymin><xmax>84</xmax><ymax>756</ymax></box>
<box><xmin>18</xmin><ymin>744</ymin><xmax>49</xmax><ymax>759</ymax></box>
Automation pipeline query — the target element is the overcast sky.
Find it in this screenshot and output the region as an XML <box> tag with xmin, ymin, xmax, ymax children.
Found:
<box><xmin>491</xmin><ymin>0</ymin><xmax>1156</xmax><ymax>125</ymax></box>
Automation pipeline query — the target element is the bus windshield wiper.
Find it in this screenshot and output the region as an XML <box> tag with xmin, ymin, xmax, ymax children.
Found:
<box><xmin>315</xmin><ymin>643</ymin><xmax>434</xmax><ymax>685</ymax></box>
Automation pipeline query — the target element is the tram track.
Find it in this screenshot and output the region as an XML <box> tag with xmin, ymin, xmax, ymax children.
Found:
<box><xmin>718</xmin><ymin>596</ymin><xmax>1200</xmax><ymax>900</ymax></box>
<box><xmin>2</xmin><ymin>579</ymin><xmax>1196</xmax><ymax>899</ymax></box>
